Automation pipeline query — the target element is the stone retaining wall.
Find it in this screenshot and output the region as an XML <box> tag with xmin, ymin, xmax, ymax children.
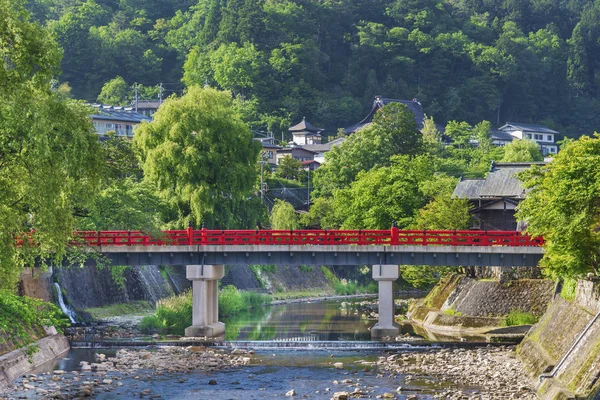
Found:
<box><xmin>445</xmin><ymin>278</ymin><xmax>554</xmax><ymax>317</ymax></box>
<box><xmin>0</xmin><ymin>334</ymin><xmax>69</xmax><ymax>389</ymax></box>
<box><xmin>518</xmin><ymin>279</ymin><xmax>600</xmax><ymax>399</ymax></box>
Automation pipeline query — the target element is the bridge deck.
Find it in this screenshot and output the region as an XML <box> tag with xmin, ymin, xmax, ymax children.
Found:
<box><xmin>89</xmin><ymin>244</ymin><xmax>543</xmax><ymax>267</ymax></box>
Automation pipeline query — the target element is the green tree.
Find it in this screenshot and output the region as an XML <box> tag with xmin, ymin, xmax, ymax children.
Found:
<box><xmin>502</xmin><ymin>139</ymin><xmax>544</xmax><ymax>162</ymax></box>
<box><xmin>270</xmin><ymin>199</ymin><xmax>299</xmax><ymax>230</ymax></box>
<box><xmin>0</xmin><ymin>0</ymin><xmax>103</xmax><ymax>290</ymax></box>
<box><xmin>516</xmin><ymin>134</ymin><xmax>600</xmax><ymax>278</ymax></box>
<box><xmin>414</xmin><ymin>195</ymin><xmax>472</xmax><ymax>230</ymax></box>
<box><xmin>97</xmin><ymin>76</ymin><xmax>130</xmax><ymax>105</ymax></box>
<box><xmin>421</xmin><ymin>115</ymin><xmax>443</xmax><ymax>155</ymax></box>
<box><xmin>372</xmin><ymin>102</ymin><xmax>422</xmax><ymax>156</ymax></box>
<box><xmin>134</xmin><ymin>86</ymin><xmax>262</xmax><ymax>228</ymax></box>
<box><xmin>275</xmin><ymin>156</ymin><xmax>302</xmax><ymax>181</ymax></box>
<box><xmin>313</xmin><ymin>103</ymin><xmax>423</xmax><ymax>198</ymax></box>
<box><xmin>331</xmin><ymin>155</ymin><xmax>435</xmax><ymax>229</ymax></box>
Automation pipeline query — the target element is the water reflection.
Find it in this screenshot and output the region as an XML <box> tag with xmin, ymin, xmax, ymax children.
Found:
<box><xmin>223</xmin><ymin>301</ymin><xmax>375</xmax><ymax>341</ymax></box>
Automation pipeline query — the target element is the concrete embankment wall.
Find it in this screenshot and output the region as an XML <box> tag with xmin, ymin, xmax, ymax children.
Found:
<box><xmin>518</xmin><ymin>279</ymin><xmax>600</xmax><ymax>399</ymax></box>
<box><xmin>410</xmin><ymin>274</ymin><xmax>554</xmax><ymax>325</ymax></box>
<box><xmin>0</xmin><ymin>334</ymin><xmax>69</xmax><ymax>389</ymax></box>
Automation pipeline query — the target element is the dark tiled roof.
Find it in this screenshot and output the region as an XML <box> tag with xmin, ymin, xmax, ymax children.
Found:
<box><xmin>452</xmin><ymin>179</ymin><xmax>485</xmax><ymax>199</ymax></box>
<box><xmin>453</xmin><ymin>162</ymin><xmax>546</xmax><ymax>200</ymax></box>
<box><xmin>345</xmin><ymin>96</ymin><xmax>425</xmax><ymax>133</ymax></box>
<box><xmin>91</xmin><ymin>104</ymin><xmax>151</xmax><ymax>123</ymax></box>
<box><xmin>278</xmin><ymin>147</ymin><xmax>317</xmax><ymax>155</ymax></box>
<box><xmin>289</xmin><ymin>117</ymin><xmax>323</xmax><ymax>133</ymax></box>
<box><xmin>301</xmin><ymin>137</ymin><xmax>346</xmax><ymax>152</ymax></box>
<box><xmin>500</xmin><ymin>122</ymin><xmax>558</xmax><ymax>134</ymax></box>
<box><xmin>479</xmin><ymin>167</ymin><xmax>527</xmax><ymax>198</ymax></box>
<box><xmin>491</xmin><ymin>130</ymin><xmax>515</xmax><ymax>141</ymax></box>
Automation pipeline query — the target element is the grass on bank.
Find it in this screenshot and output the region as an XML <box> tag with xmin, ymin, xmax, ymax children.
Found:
<box><xmin>140</xmin><ymin>286</ymin><xmax>271</xmax><ymax>335</ymax></box>
<box><xmin>560</xmin><ymin>278</ymin><xmax>577</xmax><ymax>302</ymax></box>
<box><xmin>321</xmin><ymin>266</ymin><xmax>377</xmax><ymax>295</ymax></box>
<box><xmin>85</xmin><ymin>301</ymin><xmax>154</xmax><ymax>319</ymax></box>
<box><xmin>503</xmin><ymin>310</ymin><xmax>539</xmax><ymax>326</ymax></box>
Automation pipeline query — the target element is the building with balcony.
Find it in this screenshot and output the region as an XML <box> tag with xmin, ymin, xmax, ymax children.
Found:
<box><xmin>91</xmin><ymin>104</ymin><xmax>151</xmax><ymax>138</ymax></box>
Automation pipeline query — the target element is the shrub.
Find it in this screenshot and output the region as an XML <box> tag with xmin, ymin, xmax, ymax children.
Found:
<box><xmin>503</xmin><ymin>310</ymin><xmax>539</xmax><ymax>326</ymax></box>
<box><xmin>560</xmin><ymin>278</ymin><xmax>577</xmax><ymax>302</ymax></box>
<box><xmin>240</xmin><ymin>291</ymin><xmax>271</xmax><ymax>310</ymax></box>
<box><xmin>219</xmin><ymin>285</ymin><xmax>244</xmax><ymax>317</ymax></box>
<box><xmin>139</xmin><ymin>315</ymin><xmax>165</xmax><ymax>333</ymax></box>
<box><xmin>0</xmin><ymin>291</ymin><xmax>69</xmax><ymax>354</ymax></box>
<box><xmin>140</xmin><ymin>287</ymin><xmax>272</xmax><ymax>335</ymax></box>
<box><xmin>334</xmin><ymin>279</ymin><xmax>358</xmax><ymax>295</ymax></box>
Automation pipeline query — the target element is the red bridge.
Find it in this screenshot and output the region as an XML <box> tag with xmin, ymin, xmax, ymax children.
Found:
<box><xmin>71</xmin><ymin>228</ymin><xmax>543</xmax><ymax>247</ymax></box>
<box><xmin>64</xmin><ymin>228</ymin><xmax>545</xmax><ymax>339</ymax></box>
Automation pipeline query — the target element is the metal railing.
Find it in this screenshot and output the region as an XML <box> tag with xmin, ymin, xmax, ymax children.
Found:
<box><xmin>64</xmin><ymin>228</ymin><xmax>544</xmax><ymax>247</ymax></box>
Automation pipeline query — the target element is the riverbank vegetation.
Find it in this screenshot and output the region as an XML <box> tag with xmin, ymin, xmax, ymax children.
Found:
<box><xmin>503</xmin><ymin>310</ymin><xmax>539</xmax><ymax>327</ymax></box>
<box><xmin>0</xmin><ymin>291</ymin><xmax>68</xmax><ymax>356</ymax></box>
<box><xmin>139</xmin><ymin>287</ymin><xmax>271</xmax><ymax>335</ymax></box>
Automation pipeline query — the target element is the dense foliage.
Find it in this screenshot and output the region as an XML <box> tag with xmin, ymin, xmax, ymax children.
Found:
<box><xmin>0</xmin><ymin>291</ymin><xmax>69</xmax><ymax>354</ymax></box>
<box><xmin>25</xmin><ymin>0</ymin><xmax>600</xmax><ymax>136</ymax></box>
<box><xmin>134</xmin><ymin>86</ymin><xmax>263</xmax><ymax>228</ymax></box>
<box><xmin>0</xmin><ymin>0</ymin><xmax>103</xmax><ymax>290</ymax></box>
<box><xmin>517</xmin><ymin>134</ymin><xmax>600</xmax><ymax>278</ymax></box>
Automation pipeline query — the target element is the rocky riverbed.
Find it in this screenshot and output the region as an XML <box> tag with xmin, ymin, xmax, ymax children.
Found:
<box><xmin>0</xmin><ymin>345</ymin><xmax>536</xmax><ymax>399</ymax></box>
<box><xmin>0</xmin><ymin>346</ymin><xmax>250</xmax><ymax>399</ymax></box>
<box><xmin>375</xmin><ymin>346</ymin><xmax>537</xmax><ymax>399</ymax></box>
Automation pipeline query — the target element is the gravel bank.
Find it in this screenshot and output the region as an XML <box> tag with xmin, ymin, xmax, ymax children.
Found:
<box><xmin>375</xmin><ymin>346</ymin><xmax>537</xmax><ymax>399</ymax></box>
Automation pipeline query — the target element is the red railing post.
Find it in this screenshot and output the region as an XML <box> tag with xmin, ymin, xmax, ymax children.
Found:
<box><xmin>187</xmin><ymin>225</ymin><xmax>193</xmax><ymax>246</ymax></box>
<box><xmin>201</xmin><ymin>227</ymin><xmax>207</xmax><ymax>245</ymax></box>
<box><xmin>391</xmin><ymin>226</ymin><xmax>399</xmax><ymax>245</ymax></box>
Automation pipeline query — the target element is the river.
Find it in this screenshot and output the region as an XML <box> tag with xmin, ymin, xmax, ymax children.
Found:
<box><xmin>2</xmin><ymin>299</ymin><xmax>537</xmax><ymax>399</ymax></box>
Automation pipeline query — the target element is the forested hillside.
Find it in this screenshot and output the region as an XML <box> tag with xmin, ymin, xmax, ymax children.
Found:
<box><xmin>27</xmin><ymin>0</ymin><xmax>600</xmax><ymax>136</ymax></box>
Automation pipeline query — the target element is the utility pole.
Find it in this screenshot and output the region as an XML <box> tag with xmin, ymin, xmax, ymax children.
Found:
<box><xmin>159</xmin><ymin>83</ymin><xmax>164</xmax><ymax>105</ymax></box>
<box><xmin>307</xmin><ymin>167</ymin><xmax>310</xmax><ymax>208</ymax></box>
<box><xmin>134</xmin><ymin>83</ymin><xmax>139</xmax><ymax>112</ymax></box>
<box><xmin>260</xmin><ymin>155</ymin><xmax>265</xmax><ymax>203</ymax></box>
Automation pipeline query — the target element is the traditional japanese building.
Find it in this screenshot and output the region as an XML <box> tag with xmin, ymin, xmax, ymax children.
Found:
<box><xmin>289</xmin><ymin>117</ymin><xmax>324</xmax><ymax>145</ymax></box>
<box><xmin>452</xmin><ymin>161</ymin><xmax>546</xmax><ymax>230</ymax></box>
<box><xmin>345</xmin><ymin>96</ymin><xmax>426</xmax><ymax>134</ymax></box>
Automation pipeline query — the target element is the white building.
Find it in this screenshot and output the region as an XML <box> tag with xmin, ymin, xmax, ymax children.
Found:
<box><xmin>498</xmin><ymin>122</ymin><xmax>559</xmax><ymax>155</ymax></box>
<box><xmin>289</xmin><ymin>117</ymin><xmax>324</xmax><ymax>145</ymax></box>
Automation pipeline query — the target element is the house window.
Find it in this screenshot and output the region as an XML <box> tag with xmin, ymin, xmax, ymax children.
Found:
<box><xmin>267</xmin><ymin>151</ymin><xmax>273</xmax><ymax>159</ymax></box>
<box><xmin>547</xmin><ymin>135</ymin><xmax>552</xmax><ymax>141</ymax></box>
<box><xmin>526</xmin><ymin>134</ymin><xmax>532</xmax><ymax>139</ymax></box>
<box><xmin>126</xmin><ymin>125</ymin><xmax>132</xmax><ymax>136</ymax></box>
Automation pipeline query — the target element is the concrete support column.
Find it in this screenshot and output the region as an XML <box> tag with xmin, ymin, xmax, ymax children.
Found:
<box><xmin>371</xmin><ymin>264</ymin><xmax>400</xmax><ymax>339</ymax></box>
<box><xmin>184</xmin><ymin>265</ymin><xmax>225</xmax><ymax>338</ymax></box>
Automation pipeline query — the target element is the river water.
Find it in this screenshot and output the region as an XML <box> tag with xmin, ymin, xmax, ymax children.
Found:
<box><xmin>4</xmin><ymin>299</ymin><xmax>531</xmax><ymax>399</ymax></box>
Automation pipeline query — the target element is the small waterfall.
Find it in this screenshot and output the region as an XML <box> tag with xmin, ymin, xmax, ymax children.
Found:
<box><xmin>135</xmin><ymin>266</ymin><xmax>174</xmax><ymax>304</ymax></box>
<box><xmin>214</xmin><ymin>340</ymin><xmax>433</xmax><ymax>351</ymax></box>
<box><xmin>54</xmin><ymin>282</ymin><xmax>76</xmax><ymax>323</ymax></box>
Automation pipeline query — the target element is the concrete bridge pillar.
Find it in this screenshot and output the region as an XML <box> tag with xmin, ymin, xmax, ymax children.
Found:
<box><xmin>371</xmin><ymin>264</ymin><xmax>400</xmax><ymax>339</ymax></box>
<box><xmin>184</xmin><ymin>265</ymin><xmax>225</xmax><ymax>338</ymax></box>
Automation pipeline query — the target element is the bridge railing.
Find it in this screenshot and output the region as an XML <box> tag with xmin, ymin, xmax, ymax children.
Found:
<box><xmin>69</xmin><ymin>228</ymin><xmax>544</xmax><ymax>247</ymax></box>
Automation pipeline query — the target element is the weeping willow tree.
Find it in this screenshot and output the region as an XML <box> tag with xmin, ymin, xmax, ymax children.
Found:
<box><xmin>0</xmin><ymin>0</ymin><xmax>103</xmax><ymax>290</ymax></box>
<box><xmin>134</xmin><ymin>86</ymin><xmax>264</xmax><ymax>229</ymax></box>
